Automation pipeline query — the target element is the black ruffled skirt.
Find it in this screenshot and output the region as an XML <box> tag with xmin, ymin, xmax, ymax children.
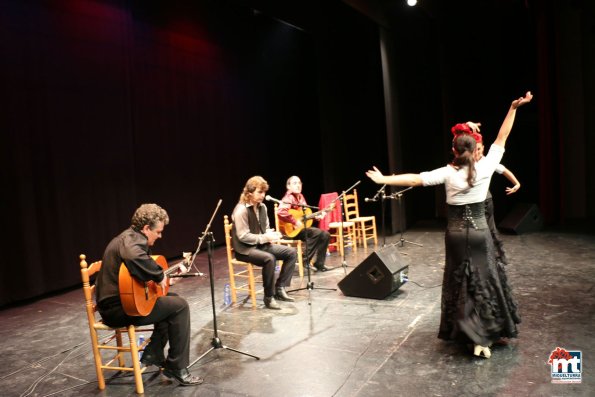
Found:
<box><xmin>438</xmin><ymin>202</ymin><xmax>521</xmax><ymax>346</ymax></box>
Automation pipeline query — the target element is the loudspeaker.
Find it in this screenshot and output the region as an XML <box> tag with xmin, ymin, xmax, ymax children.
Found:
<box><xmin>498</xmin><ymin>203</ymin><xmax>544</xmax><ymax>234</ymax></box>
<box><xmin>338</xmin><ymin>245</ymin><xmax>409</xmax><ymax>299</ymax></box>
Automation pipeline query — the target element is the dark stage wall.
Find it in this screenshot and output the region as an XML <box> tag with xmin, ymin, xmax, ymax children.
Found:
<box><xmin>0</xmin><ymin>0</ymin><xmax>387</xmax><ymax>307</ymax></box>
<box><xmin>0</xmin><ymin>0</ymin><xmax>326</xmax><ymax>306</ymax></box>
<box><xmin>1</xmin><ymin>0</ymin><xmax>593</xmax><ymax>307</ymax></box>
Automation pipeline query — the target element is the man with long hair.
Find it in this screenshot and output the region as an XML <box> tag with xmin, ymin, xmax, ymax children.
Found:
<box><xmin>232</xmin><ymin>176</ymin><xmax>297</xmax><ymax>310</ymax></box>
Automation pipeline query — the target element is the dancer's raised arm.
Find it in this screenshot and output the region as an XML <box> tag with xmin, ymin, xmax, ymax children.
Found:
<box><xmin>493</xmin><ymin>91</ymin><xmax>533</xmax><ymax>148</ymax></box>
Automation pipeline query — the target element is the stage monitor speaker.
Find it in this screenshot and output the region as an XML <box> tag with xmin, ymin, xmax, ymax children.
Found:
<box><xmin>498</xmin><ymin>203</ymin><xmax>544</xmax><ymax>234</ymax></box>
<box><xmin>338</xmin><ymin>245</ymin><xmax>409</xmax><ymax>300</ymax></box>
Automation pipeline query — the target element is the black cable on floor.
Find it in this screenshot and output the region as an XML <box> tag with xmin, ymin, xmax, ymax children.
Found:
<box><xmin>407</xmin><ymin>280</ymin><xmax>442</xmax><ymax>289</ymax></box>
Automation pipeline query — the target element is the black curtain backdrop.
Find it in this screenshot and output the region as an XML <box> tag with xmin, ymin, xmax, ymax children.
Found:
<box><xmin>1</xmin><ymin>0</ymin><xmax>592</xmax><ymax>307</ymax></box>
<box><xmin>0</xmin><ymin>0</ymin><xmax>329</xmax><ymax>306</ymax></box>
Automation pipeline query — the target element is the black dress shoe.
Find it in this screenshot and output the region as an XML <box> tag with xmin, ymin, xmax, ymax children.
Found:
<box><xmin>263</xmin><ymin>296</ymin><xmax>281</xmax><ymax>310</ymax></box>
<box><xmin>140</xmin><ymin>350</ymin><xmax>165</xmax><ymax>368</ymax></box>
<box><xmin>274</xmin><ymin>287</ymin><xmax>295</xmax><ymax>302</ymax></box>
<box><xmin>163</xmin><ymin>367</ymin><xmax>204</xmax><ymax>386</ymax></box>
<box><xmin>315</xmin><ymin>265</ymin><xmax>330</xmax><ymax>272</ymax></box>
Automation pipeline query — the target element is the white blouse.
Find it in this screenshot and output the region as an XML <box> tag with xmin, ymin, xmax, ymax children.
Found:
<box><xmin>420</xmin><ymin>144</ymin><xmax>505</xmax><ymax>205</ymax></box>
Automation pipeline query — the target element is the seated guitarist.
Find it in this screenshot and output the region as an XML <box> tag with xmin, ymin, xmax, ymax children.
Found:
<box><xmin>277</xmin><ymin>176</ymin><xmax>331</xmax><ymax>272</ymax></box>
<box><xmin>95</xmin><ymin>204</ymin><xmax>203</xmax><ymax>386</ymax></box>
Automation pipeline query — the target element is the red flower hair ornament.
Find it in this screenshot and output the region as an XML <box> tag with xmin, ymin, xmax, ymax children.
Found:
<box><xmin>451</xmin><ymin>123</ymin><xmax>483</xmax><ymax>143</ymax></box>
<box><xmin>451</xmin><ymin>123</ymin><xmax>473</xmax><ymax>135</ymax></box>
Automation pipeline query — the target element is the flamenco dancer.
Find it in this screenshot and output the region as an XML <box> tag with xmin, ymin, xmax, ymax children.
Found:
<box><xmin>366</xmin><ymin>91</ymin><xmax>532</xmax><ymax>358</ymax></box>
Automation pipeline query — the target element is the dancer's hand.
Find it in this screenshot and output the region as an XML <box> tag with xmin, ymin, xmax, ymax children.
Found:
<box><xmin>465</xmin><ymin>121</ymin><xmax>481</xmax><ymax>133</ymax></box>
<box><xmin>366</xmin><ymin>166</ymin><xmax>385</xmax><ymax>184</ymax></box>
<box><xmin>505</xmin><ymin>184</ymin><xmax>521</xmax><ymax>195</ymax></box>
<box><xmin>512</xmin><ymin>91</ymin><xmax>533</xmax><ymax>109</ymax></box>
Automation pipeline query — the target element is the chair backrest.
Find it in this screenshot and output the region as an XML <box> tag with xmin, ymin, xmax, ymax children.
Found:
<box><xmin>223</xmin><ymin>214</ymin><xmax>261</xmax><ymax>306</ymax></box>
<box><xmin>273</xmin><ymin>203</ymin><xmax>282</xmax><ymax>232</ymax></box>
<box><xmin>80</xmin><ymin>254</ymin><xmax>102</xmax><ymax>322</ymax></box>
<box><xmin>223</xmin><ymin>215</ymin><xmax>235</xmax><ymax>262</ymax></box>
<box><xmin>343</xmin><ymin>189</ymin><xmax>361</xmax><ymax>221</ymax></box>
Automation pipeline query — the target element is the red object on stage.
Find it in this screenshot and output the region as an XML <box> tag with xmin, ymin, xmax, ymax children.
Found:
<box><xmin>318</xmin><ymin>192</ymin><xmax>342</xmax><ymax>252</ymax></box>
<box><xmin>318</xmin><ymin>192</ymin><xmax>341</xmax><ymax>230</ymax></box>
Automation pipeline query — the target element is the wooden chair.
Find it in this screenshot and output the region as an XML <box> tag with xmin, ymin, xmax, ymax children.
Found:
<box><xmin>327</xmin><ymin>200</ymin><xmax>357</xmax><ymax>257</ymax></box>
<box><xmin>223</xmin><ymin>215</ymin><xmax>262</xmax><ymax>307</ymax></box>
<box><xmin>79</xmin><ymin>254</ymin><xmax>152</xmax><ymax>394</ymax></box>
<box><xmin>273</xmin><ymin>203</ymin><xmax>305</xmax><ymax>278</ymax></box>
<box><xmin>343</xmin><ymin>189</ymin><xmax>378</xmax><ymax>250</ymax></box>
<box><xmin>328</xmin><ymin>221</ymin><xmax>357</xmax><ymax>257</ymax></box>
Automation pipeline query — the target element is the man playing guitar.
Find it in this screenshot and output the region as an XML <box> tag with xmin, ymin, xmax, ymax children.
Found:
<box><xmin>95</xmin><ymin>204</ymin><xmax>203</xmax><ymax>386</ymax></box>
<box><xmin>277</xmin><ymin>176</ymin><xmax>332</xmax><ymax>272</ymax></box>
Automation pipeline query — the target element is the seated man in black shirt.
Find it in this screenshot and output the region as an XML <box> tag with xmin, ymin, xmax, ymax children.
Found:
<box><xmin>95</xmin><ymin>203</ymin><xmax>202</xmax><ymax>386</ymax></box>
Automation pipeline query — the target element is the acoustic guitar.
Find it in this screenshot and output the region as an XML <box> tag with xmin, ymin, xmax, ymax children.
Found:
<box><xmin>119</xmin><ymin>255</ymin><xmax>184</xmax><ymax>316</ymax></box>
<box><xmin>279</xmin><ymin>203</ymin><xmax>335</xmax><ymax>238</ymax></box>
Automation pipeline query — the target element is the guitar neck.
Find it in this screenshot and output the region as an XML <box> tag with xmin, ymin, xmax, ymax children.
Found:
<box><xmin>164</xmin><ymin>263</ymin><xmax>183</xmax><ymax>277</ymax></box>
<box><xmin>304</xmin><ymin>207</ymin><xmax>332</xmax><ymax>221</ymax></box>
<box><xmin>303</xmin><ymin>211</ymin><xmax>321</xmax><ymax>221</ymax></box>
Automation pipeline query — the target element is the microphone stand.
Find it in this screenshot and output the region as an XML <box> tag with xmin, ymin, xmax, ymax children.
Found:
<box><xmin>286</xmin><ymin>201</ymin><xmax>336</xmax><ymax>302</ymax></box>
<box><xmin>186</xmin><ymin>198</ymin><xmax>221</xmax><ymax>276</ymax></box>
<box><xmin>334</xmin><ymin>180</ymin><xmax>360</xmax><ymax>275</ymax></box>
<box><xmin>365</xmin><ymin>184</ymin><xmax>387</xmax><ymax>247</ymax></box>
<box><xmin>385</xmin><ymin>187</ymin><xmax>423</xmax><ymax>248</ymax></box>
<box><xmin>189</xmin><ymin>200</ymin><xmax>259</xmax><ymax>369</ymax></box>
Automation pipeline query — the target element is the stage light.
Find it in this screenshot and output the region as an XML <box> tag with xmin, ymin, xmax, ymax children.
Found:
<box><xmin>407</xmin><ymin>0</ymin><xmax>418</xmax><ymax>6</ymax></box>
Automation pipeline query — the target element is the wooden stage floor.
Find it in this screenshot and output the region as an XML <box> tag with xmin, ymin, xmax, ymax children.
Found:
<box><xmin>1</xmin><ymin>223</ymin><xmax>593</xmax><ymax>396</ymax></box>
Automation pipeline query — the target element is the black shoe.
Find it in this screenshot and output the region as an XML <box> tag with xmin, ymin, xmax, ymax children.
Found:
<box><xmin>315</xmin><ymin>265</ymin><xmax>330</xmax><ymax>272</ymax></box>
<box><xmin>263</xmin><ymin>296</ymin><xmax>281</xmax><ymax>310</ymax></box>
<box><xmin>163</xmin><ymin>367</ymin><xmax>204</xmax><ymax>386</ymax></box>
<box><xmin>303</xmin><ymin>264</ymin><xmax>315</xmax><ymax>272</ymax></box>
<box><xmin>140</xmin><ymin>350</ymin><xmax>165</xmax><ymax>368</ymax></box>
<box><xmin>274</xmin><ymin>287</ymin><xmax>295</xmax><ymax>302</ymax></box>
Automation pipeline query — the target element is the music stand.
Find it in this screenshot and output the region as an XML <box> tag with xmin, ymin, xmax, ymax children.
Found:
<box><xmin>386</xmin><ymin>187</ymin><xmax>423</xmax><ymax>248</ymax></box>
<box><xmin>189</xmin><ymin>200</ymin><xmax>259</xmax><ymax>369</ymax></box>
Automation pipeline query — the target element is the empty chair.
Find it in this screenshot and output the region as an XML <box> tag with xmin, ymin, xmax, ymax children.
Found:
<box><xmin>342</xmin><ymin>189</ymin><xmax>378</xmax><ymax>249</ymax></box>
<box><xmin>327</xmin><ymin>199</ymin><xmax>357</xmax><ymax>257</ymax></box>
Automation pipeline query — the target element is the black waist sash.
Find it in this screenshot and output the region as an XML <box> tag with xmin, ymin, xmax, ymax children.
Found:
<box><xmin>447</xmin><ymin>202</ymin><xmax>488</xmax><ymax>230</ymax></box>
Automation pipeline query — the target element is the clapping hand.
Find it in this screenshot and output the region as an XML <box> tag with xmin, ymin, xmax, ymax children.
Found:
<box><xmin>266</xmin><ymin>229</ymin><xmax>282</xmax><ymax>242</ymax></box>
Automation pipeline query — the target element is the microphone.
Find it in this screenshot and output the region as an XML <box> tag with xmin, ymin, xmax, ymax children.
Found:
<box><xmin>169</xmin><ymin>273</ymin><xmax>205</xmax><ymax>278</ymax></box>
<box><xmin>265</xmin><ymin>195</ymin><xmax>282</xmax><ymax>204</ymax></box>
<box><xmin>365</xmin><ymin>184</ymin><xmax>387</xmax><ymax>202</ymax></box>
